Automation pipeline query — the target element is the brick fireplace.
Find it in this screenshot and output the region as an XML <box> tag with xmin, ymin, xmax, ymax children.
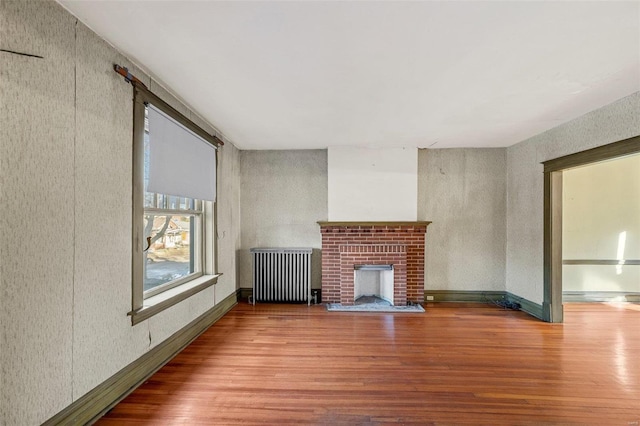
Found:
<box><xmin>318</xmin><ymin>222</ymin><xmax>430</xmax><ymax>306</ymax></box>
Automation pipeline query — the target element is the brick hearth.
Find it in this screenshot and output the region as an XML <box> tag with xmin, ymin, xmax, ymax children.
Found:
<box><xmin>318</xmin><ymin>222</ymin><xmax>430</xmax><ymax>306</ymax></box>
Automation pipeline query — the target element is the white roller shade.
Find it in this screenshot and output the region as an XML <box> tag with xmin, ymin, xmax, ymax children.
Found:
<box><xmin>147</xmin><ymin>104</ymin><xmax>217</xmax><ymax>201</ymax></box>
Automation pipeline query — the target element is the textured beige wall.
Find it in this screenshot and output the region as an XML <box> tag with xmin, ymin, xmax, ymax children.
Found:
<box><xmin>563</xmin><ymin>154</ymin><xmax>640</xmax><ymax>292</ymax></box>
<box><xmin>506</xmin><ymin>92</ymin><xmax>640</xmax><ymax>304</ymax></box>
<box><xmin>1</xmin><ymin>2</ymin><xmax>77</xmax><ymax>423</ymax></box>
<box><xmin>418</xmin><ymin>149</ymin><xmax>507</xmax><ymax>291</ymax></box>
<box><xmin>71</xmin><ymin>21</ymin><xmax>150</xmax><ymax>400</ymax></box>
<box><xmin>238</xmin><ymin>148</ymin><xmax>507</xmax><ymax>294</ymax></box>
<box><xmin>0</xmin><ymin>1</ymin><xmax>241</xmax><ymax>424</ymax></box>
<box><xmin>239</xmin><ymin>150</ymin><xmax>328</xmax><ymax>289</ymax></box>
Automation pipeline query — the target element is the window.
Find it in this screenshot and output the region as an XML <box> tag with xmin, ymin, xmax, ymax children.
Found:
<box><xmin>142</xmin><ymin>194</ymin><xmax>204</xmax><ymax>298</ymax></box>
<box><xmin>130</xmin><ymin>85</ymin><xmax>221</xmax><ymax>324</ymax></box>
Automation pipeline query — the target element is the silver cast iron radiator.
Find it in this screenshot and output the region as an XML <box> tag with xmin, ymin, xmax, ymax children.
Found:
<box><xmin>250</xmin><ymin>248</ymin><xmax>312</xmax><ymax>305</ymax></box>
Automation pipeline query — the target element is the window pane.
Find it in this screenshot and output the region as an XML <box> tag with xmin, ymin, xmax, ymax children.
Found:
<box><xmin>143</xmin><ymin>214</ymin><xmax>197</xmax><ymax>292</ymax></box>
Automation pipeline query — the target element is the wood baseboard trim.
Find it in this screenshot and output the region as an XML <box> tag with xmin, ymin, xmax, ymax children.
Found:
<box><xmin>237</xmin><ymin>287</ymin><xmax>322</xmax><ymax>304</ymax></box>
<box><xmin>43</xmin><ymin>292</ymin><xmax>238</xmax><ymax>426</ymax></box>
<box><xmin>505</xmin><ymin>292</ymin><xmax>545</xmax><ymax>320</ymax></box>
<box><xmin>424</xmin><ymin>290</ymin><xmax>544</xmax><ymax>321</ymax></box>
<box><xmin>424</xmin><ymin>290</ymin><xmax>505</xmax><ymax>303</ymax></box>
<box><xmin>237</xmin><ymin>287</ymin><xmax>252</xmax><ymax>302</ymax></box>
<box><xmin>563</xmin><ymin>291</ymin><xmax>640</xmax><ymax>303</ymax></box>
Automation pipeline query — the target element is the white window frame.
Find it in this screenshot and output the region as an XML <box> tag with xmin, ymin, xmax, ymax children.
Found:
<box><xmin>130</xmin><ymin>86</ymin><xmax>221</xmax><ymax>325</ymax></box>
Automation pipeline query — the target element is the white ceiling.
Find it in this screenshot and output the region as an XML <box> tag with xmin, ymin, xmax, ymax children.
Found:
<box><xmin>58</xmin><ymin>1</ymin><xmax>639</xmax><ymax>150</ymax></box>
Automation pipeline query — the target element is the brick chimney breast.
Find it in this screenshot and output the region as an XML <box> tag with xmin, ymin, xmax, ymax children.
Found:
<box><xmin>318</xmin><ymin>222</ymin><xmax>430</xmax><ymax>306</ymax></box>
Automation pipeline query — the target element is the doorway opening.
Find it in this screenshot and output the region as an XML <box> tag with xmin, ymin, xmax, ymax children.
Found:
<box><xmin>562</xmin><ymin>154</ymin><xmax>640</xmax><ymax>303</ymax></box>
<box><xmin>542</xmin><ymin>136</ymin><xmax>640</xmax><ymax>322</ymax></box>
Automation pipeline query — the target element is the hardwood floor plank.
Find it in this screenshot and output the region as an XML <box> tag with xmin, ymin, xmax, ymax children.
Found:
<box><xmin>97</xmin><ymin>302</ymin><xmax>640</xmax><ymax>424</ymax></box>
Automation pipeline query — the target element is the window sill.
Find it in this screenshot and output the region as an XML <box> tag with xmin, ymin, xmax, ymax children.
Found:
<box><xmin>129</xmin><ymin>273</ymin><xmax>222</xmax><ymax>325</ymax></box>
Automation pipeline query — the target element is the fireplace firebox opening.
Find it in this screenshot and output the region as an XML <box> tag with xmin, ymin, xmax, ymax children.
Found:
<box><xmin>354</xmin><ymin>264</ymin><xmax>394</xmax><ymax>305</ymax></box>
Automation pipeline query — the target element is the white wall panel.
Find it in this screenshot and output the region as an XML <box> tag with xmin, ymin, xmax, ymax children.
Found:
<box><xmin>328</xmin><ymin>147</ymin><xmax>417</xmax><ymax>221</ymax></box>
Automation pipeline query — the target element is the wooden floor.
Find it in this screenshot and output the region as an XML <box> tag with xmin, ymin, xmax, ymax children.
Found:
<box><xmin>98</xmin><ymin>302</ymin><xmax>640</xmax><ymax>425</ymax></box>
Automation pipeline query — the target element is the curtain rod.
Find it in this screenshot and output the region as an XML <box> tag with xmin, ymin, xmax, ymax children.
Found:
<box><xmin>114</xmin><ymin>64</ymin><xmax>224</xmax><ymax>147</ymax></box>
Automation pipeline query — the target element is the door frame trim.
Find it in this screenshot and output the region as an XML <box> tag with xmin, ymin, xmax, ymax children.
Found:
<box><xmin>541</xmin><ymin>136</ymin><xmax>640</xmax><ymax>322</ymax></box>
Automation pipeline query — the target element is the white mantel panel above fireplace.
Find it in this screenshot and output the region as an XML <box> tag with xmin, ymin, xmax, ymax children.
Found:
<box><xmin>328</xmin><ymin>146</ymin><xmax>417</xmax><ymax>221</ymax></box>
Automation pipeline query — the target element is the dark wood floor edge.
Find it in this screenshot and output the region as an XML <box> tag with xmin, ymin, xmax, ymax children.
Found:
<box><xmin>43</xmin><ymin>292</ymin><xmax>238</xmax><ymax>426</ymax></box>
